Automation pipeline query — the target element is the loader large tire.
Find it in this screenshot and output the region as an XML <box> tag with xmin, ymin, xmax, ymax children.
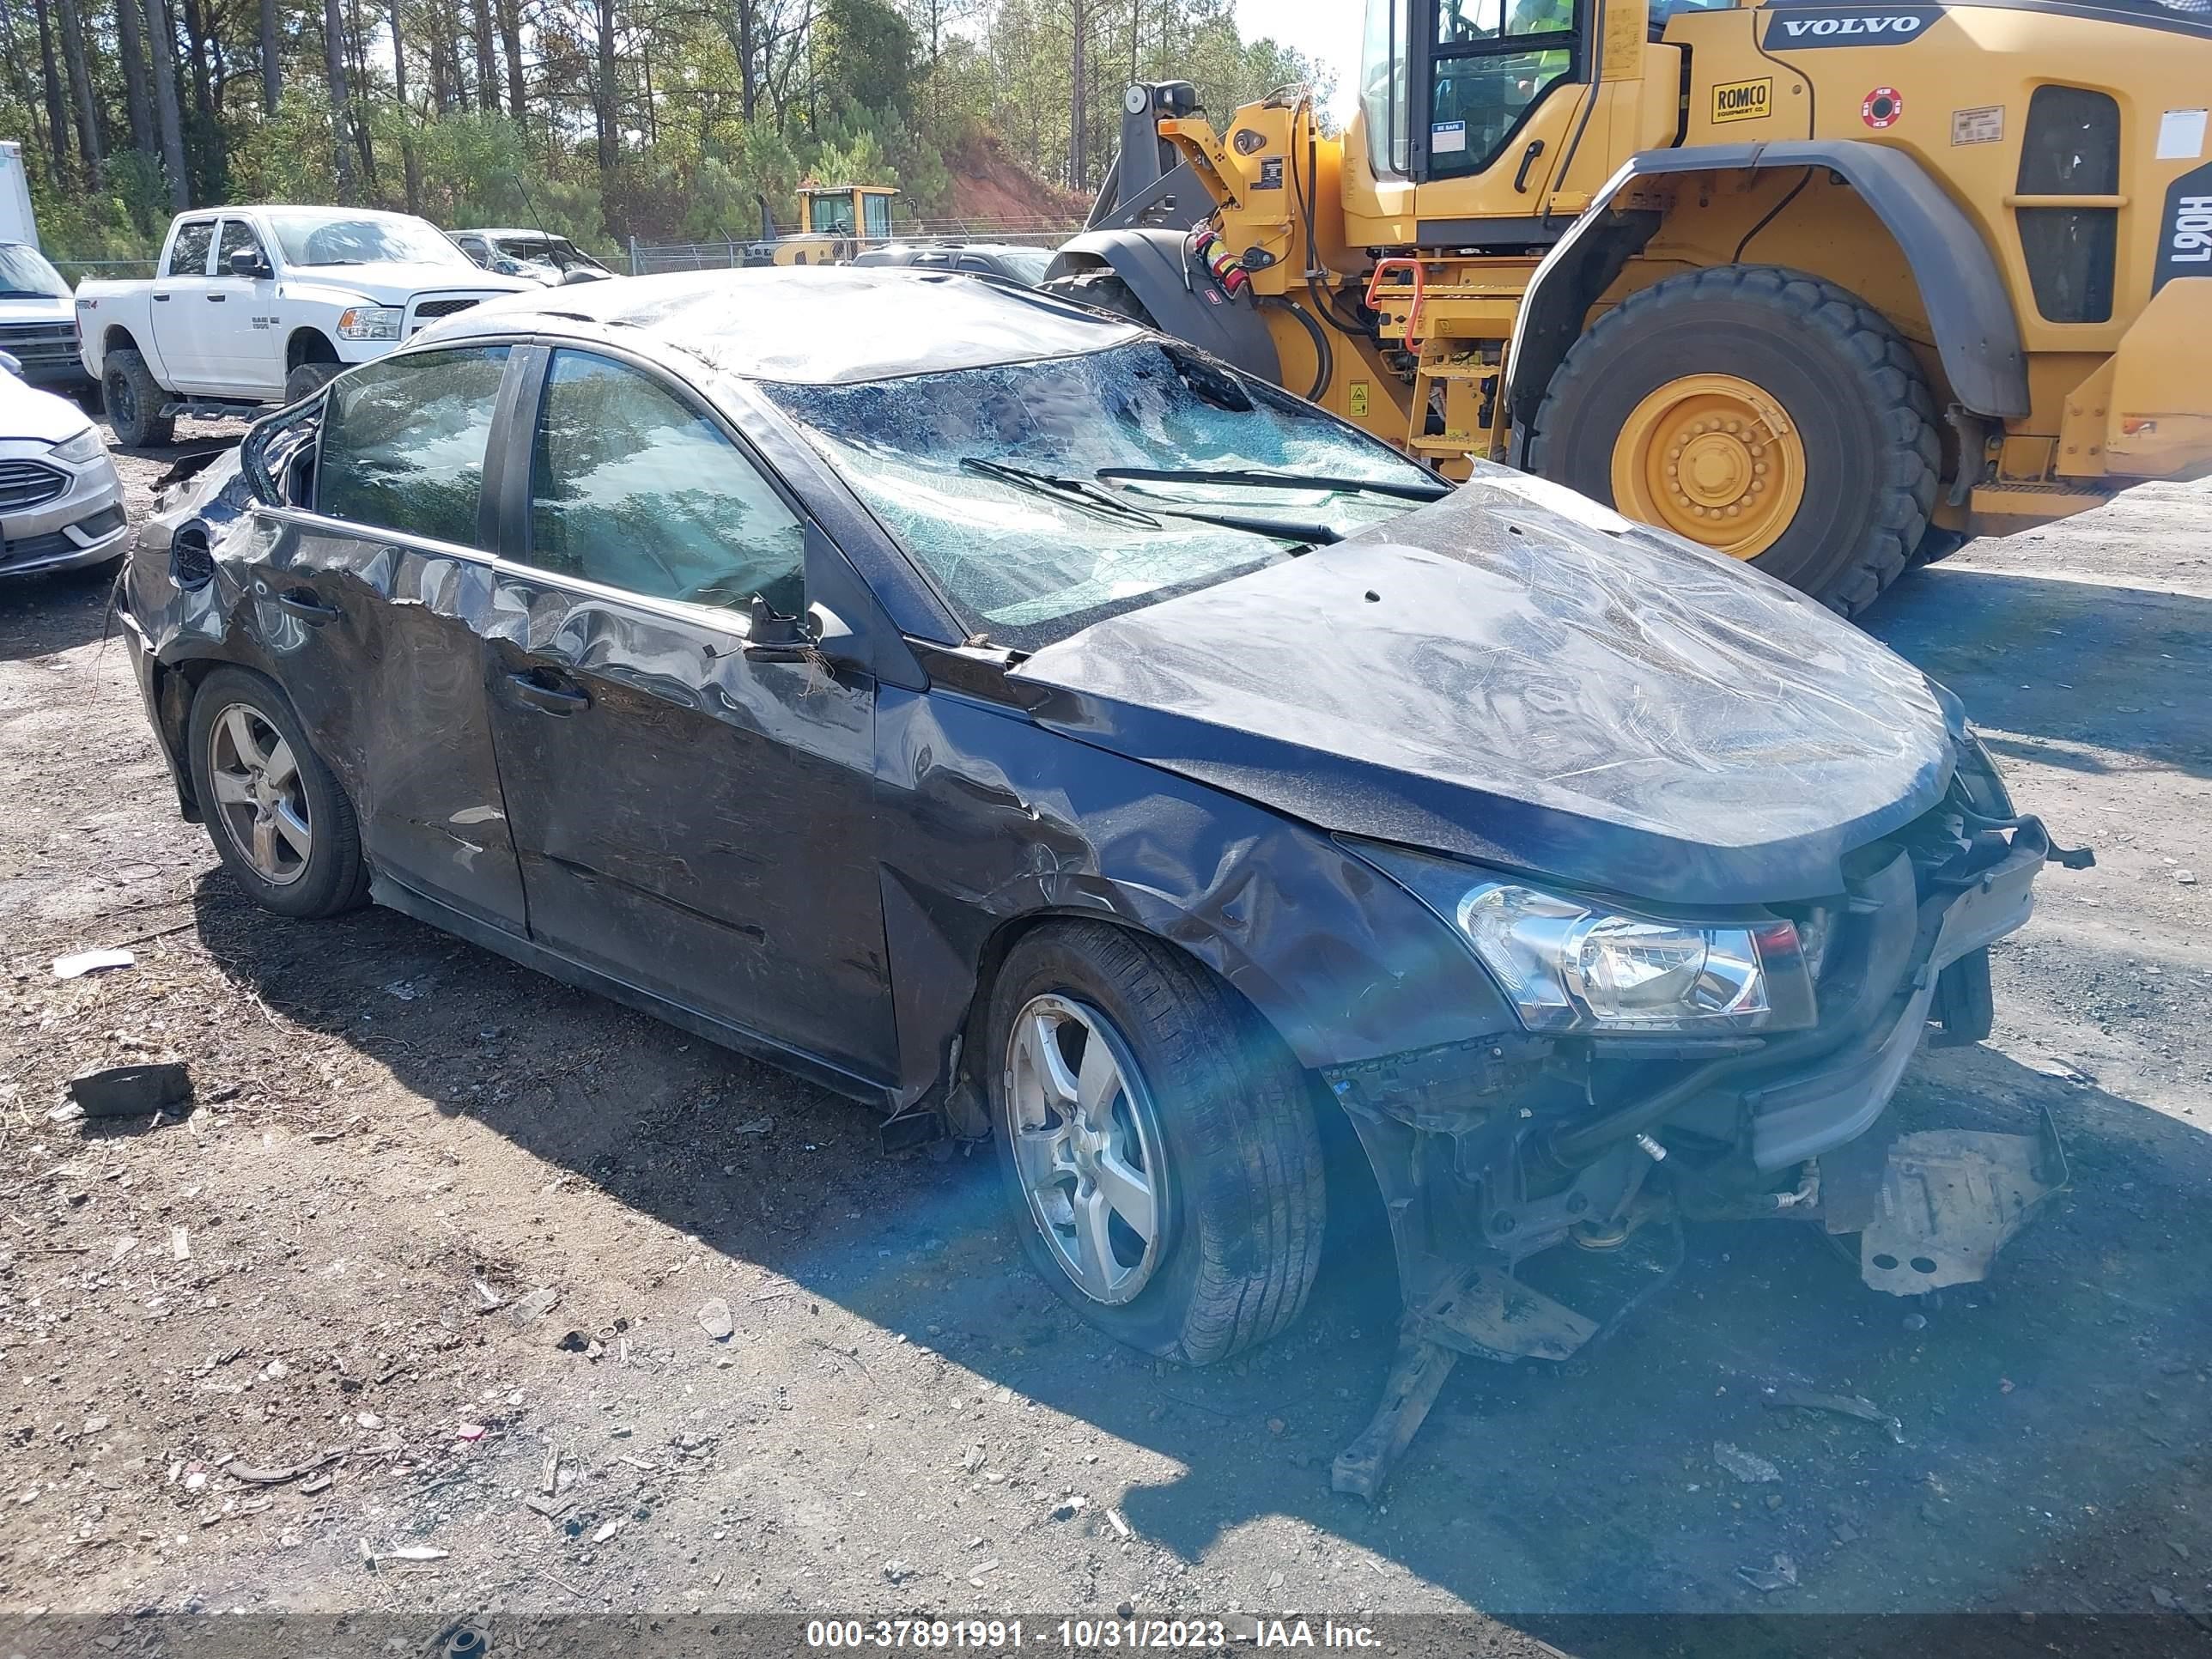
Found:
<box><xmin>1042</xmin><ymin>267</ymin><xmax>1157</xmax><ymax>328</ymax></box>
<box><xmin>1528</xmin><ymin>265</ymin><xmax>1939</xmax><ymax>617</ymax></box>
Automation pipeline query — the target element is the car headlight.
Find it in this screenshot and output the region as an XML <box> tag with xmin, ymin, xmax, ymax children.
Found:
<box><xmin>337</xmin><ymin>305</ymin><xmax>402</xmax><ymax>341</ymax></box>
<box><xmin>1354</xmin><ymin>843</ymin><xmax>1816</xmax><ymax>1034</ymax></box>
<box><xmin>49</xmin><ymin>427</ymin><xmax>106</xmax><ymax>465</ymax></box>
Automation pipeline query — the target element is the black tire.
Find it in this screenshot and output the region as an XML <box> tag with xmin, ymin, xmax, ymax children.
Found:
<box><xmin>1042</xmin><ymin>267</ymin><xmax>1157</xmax><ymax>328</ymax></box>
<box><xmin>283</xmin><ymin>361</ymin><xmax>341</xmax><ymax>404</ymax></box>
<box><xmin>102</xmin><ymin>348</ymin><xmax>174</xmax><ymax>449</ymax></box>
<box><xmin>1913</xmin><ymin>526</ymin><xmax>1972</xmax><ymax>566</ymax></box>
<box><xmin>1528</xmin><ymin>265</ymin><xmax>1939</xmax><ymax>617</ymax></box>
<box><xmin>185</xmin><ymin>665</ymin><xmax>370</xmax><ymax>920</ymax></box>
<box><xmin>984</xmin><ymin>921</ymin><xmax>1325</xmax><ymax>1366</ymax></box>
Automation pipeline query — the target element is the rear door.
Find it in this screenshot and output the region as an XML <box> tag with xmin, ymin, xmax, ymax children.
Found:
<box><xmin>480</xmin><ymin>345</ymin><xmax>896</xmax><ymax>1083</ymax></box>
<box><xmin>152</xmin><ymin>216</ymin><xmax>219</xmax><ymax>391</ymax></box>
<box><xmin>244</xmin><ymin>343</ymin><xmax>530</xmax><ymax>933</ymax></box>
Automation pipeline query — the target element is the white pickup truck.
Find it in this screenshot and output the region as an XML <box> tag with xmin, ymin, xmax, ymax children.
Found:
<box><xmin>76</xmin><ymin>205</ymin><xmax>534</xmax><ymax>447</ymax></box>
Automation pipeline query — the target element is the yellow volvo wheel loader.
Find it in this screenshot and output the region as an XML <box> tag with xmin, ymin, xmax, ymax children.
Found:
<box><xmin>1048</xmin><ymin>0</ymin><xmax>2212</xmax><ymax>613</ymax></box>
<box><xmin>745</xmin><ymin>185</ymin><xmax>901</xmax><ymax>266</ymax></box>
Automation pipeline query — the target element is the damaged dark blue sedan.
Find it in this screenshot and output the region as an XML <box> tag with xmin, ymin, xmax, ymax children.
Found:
<box><xmin>120</xmin><ymin>270</ymin><xmax>2080</xmax><ymax>1495</ymax></box>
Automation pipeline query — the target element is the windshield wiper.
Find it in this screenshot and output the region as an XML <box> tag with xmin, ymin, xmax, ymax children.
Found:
<box><xmin>961</xmin><ymin>458</ymin><xmax>1166</xmax><ymax>529</ymax></box>
<box><xmin>961</xmin><ymin>457</ymin><xmax>1340</xmax><ymax>547</ymax></box>
<box><xmin>1096</xmin><ymin>465</ymin><xmax>1450</xmax><ymax>503</ymax></box>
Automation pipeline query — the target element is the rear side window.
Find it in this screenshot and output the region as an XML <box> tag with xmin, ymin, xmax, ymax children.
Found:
<box><xmin>2014</xmin><ymin>86</ymin><xmax>2120</xmax><ymax>324</ymax></box>
<box><xmin>317</xmin><ymin>346</ymin><xmax>511</xmax><ymax>548</ymax></box>
<box><xmin>525</xmin><ymin>350</ymin><xmax>806</xmax><ymax>615</ymax></box>
<box><xmin>166</xmin><ymin>221</ymin><xmax>216</xmax><ymax>277</ymax></box>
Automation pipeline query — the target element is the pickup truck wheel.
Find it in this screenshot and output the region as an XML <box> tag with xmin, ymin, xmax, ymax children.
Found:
<box><xmin>186</xmin><ymin>666</ymin><xmax>369</xmax><ymax>920</ymax></box>
<box><xmin>985</xmin><ymin>921</ymin><xmax>1326</xmax><ymax>1366</ymax></box>
<box><xmin>284</xmin><ymin>362</ymin><xmax>341</xmax><ymax>404</ymax></box>
<box><xmin>102</xmin><ymin>349</ymin><xmax>173</xmax><ymax>449</ymax></box>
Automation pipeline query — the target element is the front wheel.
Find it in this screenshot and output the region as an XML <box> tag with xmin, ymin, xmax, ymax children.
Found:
<box><xmin>283</xmin><ymin>361</ymin><xmax>341</xmax><ymax>404</ymax></box>
<box><xmin>102</xmin><ymin>349</ymin><xmax>174</xmax><ymax>449</ymax></box>
<box><xmin>1528</xmin><ymin>265</ymin><xmax>1940</xmax><ymax>617</ymax></box>
<box><xmin>984</xmin><ymin>921</ymin><xmax>1325</xmax><ymax>1366</ymax></box>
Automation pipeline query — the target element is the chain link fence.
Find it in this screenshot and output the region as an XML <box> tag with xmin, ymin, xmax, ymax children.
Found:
<box><xmin>50</xmin><ymin>257</ymin><xmax>159</xmax><ymax>284</ymax></box>
<box><xmin>628</xmin><ymin>217</ymin><xmax>1082</xmax><ymax>276</ymax></box>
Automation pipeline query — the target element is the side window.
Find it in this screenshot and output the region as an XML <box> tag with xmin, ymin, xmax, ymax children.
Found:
<box><xmin>526</xmin><ymin>350</ymin><xmax>806</xmax><ymax>616</ymax></box>
<box><xmin>862</xmin><ymin>193</ymin><xmax>894</xmax><ymax>240</ymax></box>
<box><xmin>216</xmin><ymin>219</ymin><xmax>266</xmax><ymax>273</ymax></box>
<box><xmin>457</xmin><ymin>236</ymin><xmax>489</xmax><ymax>264</ymax></box>
<box><xmin>166</xmin><ymin>221</ymin><xmax>216</xmax><ymax>277</ymax></box>
<box><xmin>317</xmin><ymin>346</ymin><xmax>510</xmax><ymax>548</ymax></box>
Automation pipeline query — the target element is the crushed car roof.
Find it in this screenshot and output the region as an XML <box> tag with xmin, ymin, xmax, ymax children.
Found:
<box><xmin>418</xmin><ymin>267</ymin><xmax>1145</xmax><ymax>385</ymax></box>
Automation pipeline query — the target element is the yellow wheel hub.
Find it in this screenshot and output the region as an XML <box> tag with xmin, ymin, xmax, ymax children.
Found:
<box><xmin>1610</xmin><ymin>374</ymin><xmax>1806</xmax><ymax>560</ymax></box>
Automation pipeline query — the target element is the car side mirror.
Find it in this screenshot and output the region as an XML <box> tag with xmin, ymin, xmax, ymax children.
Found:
<box><xmin>0</xmin><ymin>349</ymin><xmax>21</xmax><ymax>380</ymax></box>
<box><xmin>227</xmin><ymin>248</ymin><xmax>270</xmax><ymax>279</ymax></box>
<box><xmin>744</xmin><ymin>595</ymin><xmax>813</xmax><ymax>662</ymax></box>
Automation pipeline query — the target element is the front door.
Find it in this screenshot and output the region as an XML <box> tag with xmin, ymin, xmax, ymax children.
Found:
<box><xmin>482</xmin><ymin>347</ymin><xmax>895</xmax><ymax>1082</ymax></box>
<box><xmin>244</xmin><ymin>343</ymin><xmax>530</xmax><ymax>933</ymax></box>
<box><xmin>1411</xmin><ymin>0</ymin><xmax>1586</xmax><ymax>217</ymax></box>
<box><xmin>206</xmin><ymin>217</ymin><xmax>283</xmax><ymax>398</ymax></box>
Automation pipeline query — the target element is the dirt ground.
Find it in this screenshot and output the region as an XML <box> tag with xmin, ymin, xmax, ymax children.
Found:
<box><xmin>2</xmin><ymin>422</ymin><xmax>2209</xmax><ymax>1644</ymax></box>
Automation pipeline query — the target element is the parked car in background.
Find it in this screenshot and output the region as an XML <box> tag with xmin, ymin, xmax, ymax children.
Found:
<box><xmin>0</xmin><ymin>345</ymin><xmax>125</xmax><ymax>578</ymax></box>
<box><xmin>75</xmin><ymin>205</ymin><xmax>534</xmax><ymax>447</ymax></box>
<box><xmin>848</xmin><ymin>241</ymin><xmax>1054</xmax><ymax>286</ymax></box>
<box><xmin>452</xmin><ymin>229</ymin><xmax>616</xmax><ymax>286</ymax></box>
<box><xmin>121</xmin><ymin>270</ymin><xmax>2065</xmax><ymax>1472</ymax></box>
<box><xmin>0</xmin><ymin>240</ymin><xmax>94</xmax><ymax>399</ymax></box>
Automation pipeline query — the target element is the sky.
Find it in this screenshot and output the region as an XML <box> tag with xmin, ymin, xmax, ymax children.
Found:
<box><xmin>1231</xmin><ymin>0</ymin><xmax>1364</xmax><ymax>125</ymax></box>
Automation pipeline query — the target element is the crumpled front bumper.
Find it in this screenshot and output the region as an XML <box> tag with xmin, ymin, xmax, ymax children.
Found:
<box><xmin>1739</xmin><ymin>816</ymin><xmax>2048</xmax><ymax>1173</ymax></box>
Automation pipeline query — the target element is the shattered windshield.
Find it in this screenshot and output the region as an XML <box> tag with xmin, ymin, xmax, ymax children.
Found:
<box><xmin>495</xmin><ymin>236</ymin><xmax>605</xmax><ymax>273</ymax></box>
<box><xmin>766</xmin><ymin>341</ymin><xmax>1434</xmax><ymax>649</ymax></box>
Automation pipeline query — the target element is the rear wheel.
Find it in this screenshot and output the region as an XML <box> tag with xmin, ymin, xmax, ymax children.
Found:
<box><xmin>1528</xmin><ymin>265</ymin><xmax>1939</xmax><ymax>617</ymax></box>
<box><xmin>984</xmin><ymin>921</ymin><xmax>1325</xmax><ymax>1366</ymax></box>
<box><xmin>102</xmin><ymin>348</ymin><xmax>173</xmax><ymax>449</ymax></box>
<box><xmin>185</xmin><ymin>666</ymin><xmax>369</xmax><ymax>920</ymax></box>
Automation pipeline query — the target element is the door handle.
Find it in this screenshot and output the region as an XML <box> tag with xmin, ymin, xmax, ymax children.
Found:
<box><xmin>153</xmin><ymin>293</ymin><xmax>171</xmax><ymax>302</ymax></box>
<box><xmin>206</xmin><ymin>293</ymin><xmax>226</xmax><ymax>302</ymax></box>
<box><xmin>504</xmin><ymin>668</ymin><xmax>589</xmax><ymax>714</ymax></box>
<box><xmin>274</xmin><ymin>589</ymin><xmax>341</xmax><ymax>624</ymax></box>
<box><xmin>1513</xmin><ymin>138</ymin><xmax>1547</xmax><ymax>194</ymax></box>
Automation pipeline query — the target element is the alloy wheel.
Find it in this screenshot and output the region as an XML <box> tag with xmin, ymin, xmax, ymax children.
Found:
<box><xmin>205</xmin><ymin>702</ymin><xmax>313</xmax><ymax>885</ymax></box>
<box><xmin>1002</xmin><ymin>994</ymin><xmax>1168</xmax><ymax>1306</ymax></box>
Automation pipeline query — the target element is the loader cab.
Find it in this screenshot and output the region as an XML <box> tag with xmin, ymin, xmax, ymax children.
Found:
<box><xmin>1352</xmin><ymin>0</ymin><xmax>1678</xmax><ymax>234</ymax></box>
<box><xmin>799</xmin><ymin>185</ymin><xmax>898</xmax><ymax>246</ymax></box>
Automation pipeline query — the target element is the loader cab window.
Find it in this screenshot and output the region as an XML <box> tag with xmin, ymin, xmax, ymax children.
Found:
<box><xmin>1414</xmin><ymin>0</ymin><xmax>1578</xmax><ymax>179</ymax></box>
<box><xmin>1361</xmin><ymin>0</ymin><xmax>1413</xmax><ymax>177</ymax></box>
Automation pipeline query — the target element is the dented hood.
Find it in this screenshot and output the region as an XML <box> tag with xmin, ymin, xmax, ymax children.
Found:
<box><xmin>1006</xmin><ymin>469</ymin><xmax>1954</xmax><ymax>907</ymax></box>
